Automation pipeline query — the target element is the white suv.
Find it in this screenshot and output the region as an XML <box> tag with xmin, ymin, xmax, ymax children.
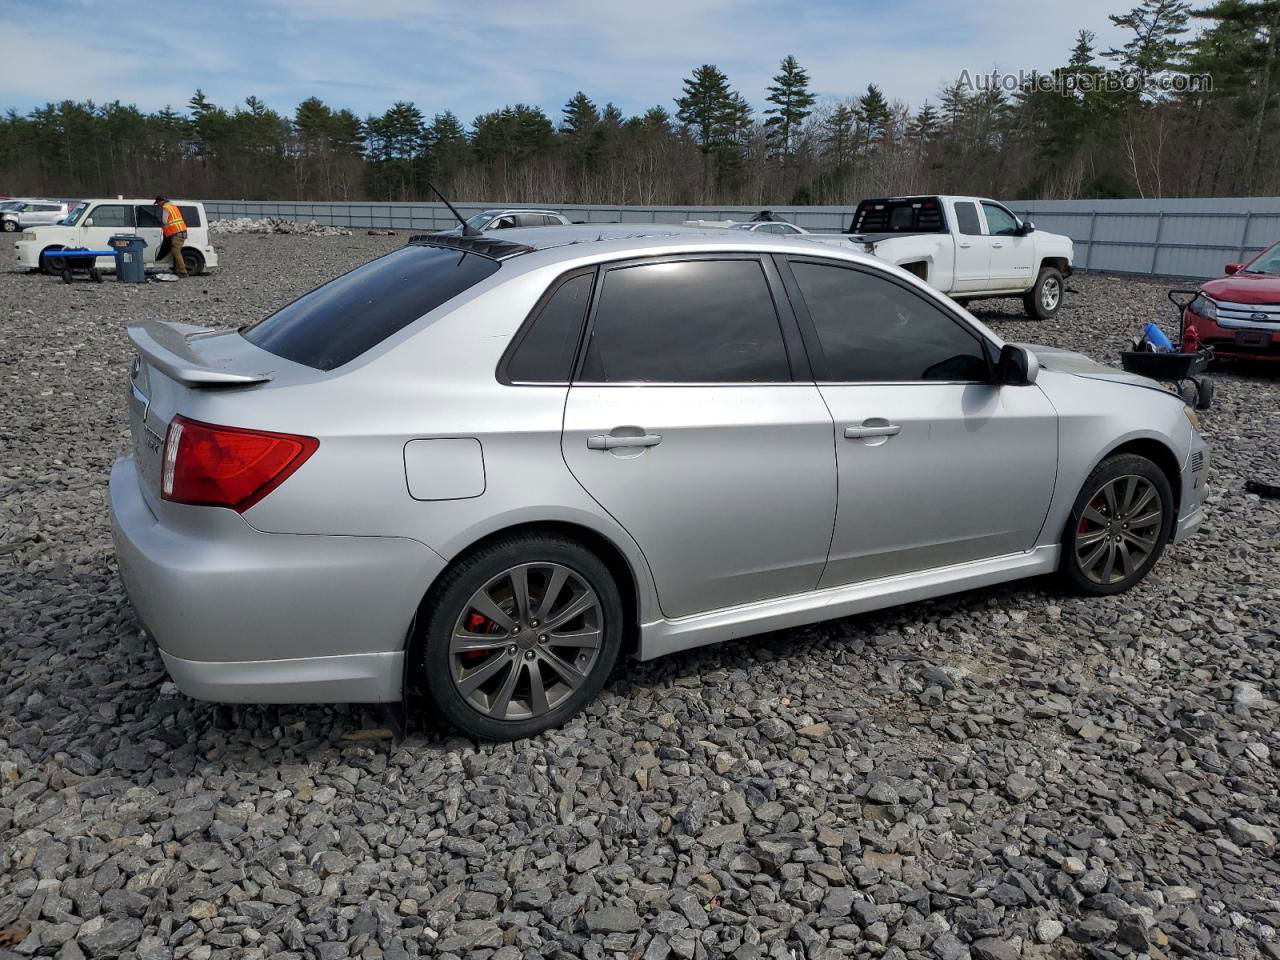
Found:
<box><xmin>14</xmin><ymin>199</ymin><xmax>220</xmax><ymax>275</ymax></box>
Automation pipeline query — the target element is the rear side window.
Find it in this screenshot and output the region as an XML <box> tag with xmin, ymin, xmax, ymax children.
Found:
<box><xmin>243</xmin><ymin>245</ymin><xmax>500</xmax><ymax>371</ymax></box>
<box><xmin>790</xmin><ymin>261</ymin><xmax>990</xmax><ymax>383</ymax></box>
<box><xmin>579</xmin><ymin>259</ymin><xmax>790</xmax><ymax>383</ymax></box>
<box><xmin>953</xmin><ymin>202</ymin><xmax>982</xmax><ymax>236</ymax></box>
<box><xmin>850</xmin><ymin>198</ymin><xmax>946</xmax><ymax>234</ymax></box>
<box><xmin>179</xmin><ymin>205</ymin><xmax>202</xmax><ymax>228</ymax></box>
<box><xmin>505</xmin><ymin>271</ymin><xmax>594</xmax><ymax>383</ymax></box>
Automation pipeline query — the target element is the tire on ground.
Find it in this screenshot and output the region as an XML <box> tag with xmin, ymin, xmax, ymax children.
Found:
<box><xmin>1024</xmin><ymin>265</ymin><xmax>1064</xmax><ymax>319</ymax></box>
<box><xmin>418</xmin><ymin>532</ymin><xmax>623</xmax><ymax>740</ymax></box>
<box><xmin>1061</xmin><ymin>452</ymin><xmax>1174</xmax><ymax>596</ymax></box>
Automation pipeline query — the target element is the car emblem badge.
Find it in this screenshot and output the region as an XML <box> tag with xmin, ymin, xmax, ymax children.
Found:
<box><xmin>1251</xmin><ymin>312</ymin><xmax>1268</xmax><ymax>322</ymax></box>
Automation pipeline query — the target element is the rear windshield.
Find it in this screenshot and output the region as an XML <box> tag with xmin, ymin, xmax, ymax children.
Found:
<box><xmin>242</xmin><ymin>244</ymin><xmax>500</xmax><ymax>371</ymax></box>
<box><xmin>850</xmin><ymin>198</ymin><xmax>946</xmax><ymax>234</ymax></box>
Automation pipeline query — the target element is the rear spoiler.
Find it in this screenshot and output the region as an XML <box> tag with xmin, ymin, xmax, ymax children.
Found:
<box><xmin>127</xmin><ymin>321</ymin><xmax>272</xmax><ymax>387</ymax></box>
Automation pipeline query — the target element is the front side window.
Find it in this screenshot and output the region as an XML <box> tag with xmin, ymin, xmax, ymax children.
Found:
<box><xmin>790</xmin><ymin>261</ymin><xmax>990</xmax><ymax>383</ymax></box>
<box><xmin>505</xmin><ymin>272</ymin><xmax>594</xmax><ymax>382</ymax></box>
<box><xmin>62</xmin><ymin>203</ymin><xmax>88</xmax><ymax>226</ymax></box>
<box><xmin>580</xmin><ymin>258</ymin><xmax>790</xmax><ymax>383</ymax></box>
<box><xmin>982</xmin><ymin>203</ymin><xmax>1020</xmax><ymax>237</ymax></box>
<box><xmin>953</xmin><ymin>201</ymin><xmax>982</xmax><ymax>236</ymax></box>
<box><xmin>243</xmin><ymin>244</ymin><xmax>500</xmax><ymax>371</ymax></box>
<box><xmin>88</xmin><ymin>204</ymin><xmax>134</xmax><ymax>228</ymax></box>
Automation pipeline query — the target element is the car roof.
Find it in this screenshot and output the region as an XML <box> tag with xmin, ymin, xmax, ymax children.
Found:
<box><xmin>78</xmin><ymin>198</ymin><xmax>203</xmax><ymax>205</ymax></box>
<box><xmin>482</xmin><ymin>208</ymin><xmax>561</xmax><ymax>216</ymax></box>
<box><xmin>413</xmin><ymin>223</ymin><xmax>876</xmax><ymax>271</ymax></box>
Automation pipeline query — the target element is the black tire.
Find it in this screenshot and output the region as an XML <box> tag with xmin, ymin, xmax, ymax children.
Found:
<box><xmin>41</xmin><ymin>247</ymin><xmax>66</xmax><ymax>275</ymax></box>
<box><xmin>1061</xmin><ymin>453</ymin><xmax>1174</xmax><ymax>596</ymax></box>
<box><xmin>181</xmin><ymin>249</ymin><xmax>205</xmax><ymax>276</ymax></box>
<box><xmin>418</xmin><ymin>532</ymin><xmax>623</xmax><ymax>740</ymax></box>
<box><xmin>89</xmin><ymin>267</ymin><xmax>102</xmax><ymax>283</ymax></box>
<box><xmin>61</xmin><ymin>267</ymin><xmax>73</xmax><ymax>284</ymax></box>
<box><xmin>1023</xmin><ymin>266</ymin><xmax>1064</xmax><ymax>320</ymax></box>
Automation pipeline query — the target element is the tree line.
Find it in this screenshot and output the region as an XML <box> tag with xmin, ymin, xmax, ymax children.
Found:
<box><xmin>1</xmin><ymin>0</ymin><xmax>1276</xmax><ymax>206</ymax></box>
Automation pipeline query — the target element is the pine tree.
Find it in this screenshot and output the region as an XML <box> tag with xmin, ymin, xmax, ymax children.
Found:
<box><xmin>764</xmin><ymin>55</ymin><xmax>816</xmax><ymax>162</ymax></box>
<box><xmin>856</xmin><ymin>84</ymin><xmax>891</xmax><ymax>143</ymax></box>
<box><xmin>675</xmin><ymin>64</ymin><xmax>742</xmax><ymax>192</ymax></box>
<box><xmin>1104</xmin><ymin>0</ymin><xmax>1193</xmax><ymax>90</ymax></box>
<box><xmin>822</xmin><ymin>103</ymin><xmax>856</xmax><ymax>168</ymax></box>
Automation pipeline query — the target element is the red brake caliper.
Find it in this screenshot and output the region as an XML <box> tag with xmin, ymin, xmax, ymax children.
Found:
<box><xmin>463</xmin><ymin>612</ymin><xmax>498</xmax><ymax>661</ymax></box>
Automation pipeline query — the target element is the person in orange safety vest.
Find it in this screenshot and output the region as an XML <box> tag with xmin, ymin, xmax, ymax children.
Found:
<box><xmin>154</xmin><ymin>196</ymin><xmax>188</xmax><ymax>277</ymax></box>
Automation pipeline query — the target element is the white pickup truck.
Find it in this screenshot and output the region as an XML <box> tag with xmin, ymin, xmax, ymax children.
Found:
<box><xmin>805</xmin><ymin>195</ymin><xmax>1074</xmax><ymax>319</ymax></box>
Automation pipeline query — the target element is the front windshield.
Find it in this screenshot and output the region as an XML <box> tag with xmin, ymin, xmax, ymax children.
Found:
<box><xmin>1243</xmin><ymin>243</ymin><xmax>1280</xmax><ymax>275</ymax></box>
<box><xmin>464</xmin><ymin>213</ymin><xmax>492</xmax><ymax>229</ymax></box>
<box><xmin>0</xmin><ymin>201</ymin><xmax>20</xmax><ymax>212</ymax></box>
<box><xmin>61</xmin><ymin>202</ymin><xmax>88</xmax><ymax>226</ymax></box>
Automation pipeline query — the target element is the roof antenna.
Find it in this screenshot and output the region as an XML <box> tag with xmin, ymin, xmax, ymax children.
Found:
<box><xmin>427</xmin><ymin>180</ymin><xmax>482</xmax><ymax>237</ymax></box>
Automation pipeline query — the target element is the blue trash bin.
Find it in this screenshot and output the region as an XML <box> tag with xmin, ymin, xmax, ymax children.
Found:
<box><xmin>109</xmin><ymin>234</ymin><xmax>148</xmax><ymax>283</ymax></box>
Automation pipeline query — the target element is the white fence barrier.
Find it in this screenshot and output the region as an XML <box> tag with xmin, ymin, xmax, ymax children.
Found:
<box><xmin>203</xmin><ymin>197</ymin><xmax>1280</xmax><ymax>279</ymax></box>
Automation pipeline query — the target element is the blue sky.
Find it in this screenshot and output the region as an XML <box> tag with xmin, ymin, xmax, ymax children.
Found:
<box><xmin>1</xmin><ymin>0</ymin><xmax>1133</xmax><ymax>124</ymax></box>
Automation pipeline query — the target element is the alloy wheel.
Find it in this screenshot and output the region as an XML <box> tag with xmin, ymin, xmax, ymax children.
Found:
<box><xmin>449</xmin><ymin>562</ymin><xmax>603</xmax><ymax>721</ymax></box>
<box><xmin>1041</xmin><ymin>276</ymin><xmax>1061</xmax><ymax>311</ymax></box>
<box><xmin>1074</xmin><ymin>474</ymin><xmax>1163</xmax><ymax>585</ymax></box>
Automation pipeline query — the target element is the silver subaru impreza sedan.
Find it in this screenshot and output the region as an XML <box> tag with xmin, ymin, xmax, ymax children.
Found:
<box><xmin>111</xmin><ymin>225</ymin><xmax>1209</xmax><ymax>739</ymax></box>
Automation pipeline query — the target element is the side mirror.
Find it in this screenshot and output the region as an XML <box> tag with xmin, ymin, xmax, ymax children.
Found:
<box><xmin>997</xmin><ymin>344</ymin><xmax>1039</xmax><ymax>386</ymax></box>
<box><xmin>1224</xmin><ymin>262</ymin><xmax>1241</xmax><ymax>275</ymax></box>
<box><xmin>1019</xmin><ymin>220</ymin><xmax>1036</xmax><ymax>236</ymax></box>
<box><xmin>84</xmin><ymin>218</ymin><xmax>93</xmax><ymax>227</ymax></box>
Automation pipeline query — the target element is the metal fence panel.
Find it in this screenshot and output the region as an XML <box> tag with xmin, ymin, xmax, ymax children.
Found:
<box><xmin>202</xmin><ymin>197</ymin><xmax>1280</xmax><ymax>278</ymax></box>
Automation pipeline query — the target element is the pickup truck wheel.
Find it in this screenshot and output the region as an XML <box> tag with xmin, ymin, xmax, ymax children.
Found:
<box><xmin>1023</xmin><ymin>267</ymin><xmax>1063</xmax><ymax>320</ymax></box>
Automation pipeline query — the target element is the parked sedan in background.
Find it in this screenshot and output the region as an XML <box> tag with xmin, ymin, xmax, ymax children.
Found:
<box><xmin>1180</xmin><ymin>241</ymin><xmax>1280</xmax><ymax>361</ymax></box>
<box><xmin>111</xmin><ymin>226</ymin><xmax>1209</xmax><ymax>740</ymax></box>
<box><xmin>442</xmin><ymin>208</ymin><xmax>571</xmax><ymax>233</ymax></box>
<box><xmin>1</xmin><ymin>198</ymin><xmax>70</xmax><ymax>232</ymax></box>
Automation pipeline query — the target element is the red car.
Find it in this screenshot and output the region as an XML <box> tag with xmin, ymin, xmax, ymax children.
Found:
<box><xmin>1180</xmin><ymin>241</ymin><xmax>1280</xmax><ymax>361</ymax></box>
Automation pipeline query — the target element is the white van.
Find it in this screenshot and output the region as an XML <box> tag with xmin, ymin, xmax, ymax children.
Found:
<box><xmin>13</xmin><ymin>199</ymin><xmax>220</xmax><ymax>275</ymax></box>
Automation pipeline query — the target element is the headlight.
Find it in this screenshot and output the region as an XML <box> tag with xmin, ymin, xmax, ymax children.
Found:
<box><xmin>1183</xmin><ymin>405</ymin><xmax>1201</xmax><ymax>431</ymax></box>
<box><xmin>22</xmin><ymin>232</ymin><xmax>35</xmax><ymax>241</ymax></box>
<box><xmin>1189</xmin><ymin>294</ymin><xmax>1218</xmax><ymax>321</ymax></box>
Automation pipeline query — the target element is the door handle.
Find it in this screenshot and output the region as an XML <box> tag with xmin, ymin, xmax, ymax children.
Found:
<box><xmin>587</xmin><ymin>433</ymin><xmax>662</xmax><ymax>450</ymax></box>
<box><xmin>844</xmin><ymin>424</ymin><xmax>901</xmax><ymax>439</ymax></box>
<box><xmin>958</xmin><ymin>242</ymin><xmax>971</xmax><ymax>249</ymax></box>
<box><xmin>992</xmin><ymin>242</ymin><xmax>1004</xmax><ymax>248</ymax></box>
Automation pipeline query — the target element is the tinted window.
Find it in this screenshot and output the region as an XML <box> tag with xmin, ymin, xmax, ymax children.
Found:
<box><xmin>954</xmin><ymin>201</ymin><xmax>982</xmax><ymax>236</ymax></box>
<box><xmin>506</xmin><ymin>272</ymin><xmax>593</xmax><ymax>382</ymax></box>
<box><xmin>89</xmin><ymin>204</ymin><xmax>133</xmax><ymax>228</ymax></box>
<box><xmin>136</xmin><ymin>205</ymin><xmax>163</xmax><ymax>229</ymax></box>
<box><xmin>179</xmin><ymin>205</ymin><xmax>202</xmax><ymax>228</ymax></box>
<box><xmin>516</xmin><ymin>214</ymin><xmax>545</xmax><ymax>227</ymax></box>
<box><xmin>243</xmin><ymin>244</ymin><xmax>500</xmax><ymax>371</ymax></box>
<box><xmin>982</xmin><ymin>203</ymin><xmax>1019</xmax><ymax>236</ymax></box>
<box><xmin>580</xmin><ymin>259</ymin><xmax>790</xmax><ymax>383</ymax></box>
<box><xmin>791</xmin><ymin>262</ymin><xmax>989</xmax><ymax>382</ymax></box>
<box><xmin>850</xmin><ymin>198</ymin><xmax>946</xmax><ymax>234</ymax></box>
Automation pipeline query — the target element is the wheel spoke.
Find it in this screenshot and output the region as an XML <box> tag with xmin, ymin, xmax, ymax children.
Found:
<box><xmin>1102</xmin><ymin>483</ymin><xmax>1119</xmax><ymax>517</ymax></box>
<box><xmin>509</xmin><ymin>566</ymin><xmax>531</xmax><ymax>624</ymax></box>
<box><xmin>1099</xmin><ymin>540</ymin><xmax>1117</xmax><ymax>583</ymax></box>
<box><xmin>1083</xmin><ymin>505</ymin><xmax>1108</xmax><ymax>526</ymax></box>
<box><xmin>456</xmin><ymin>651</ymin><xmax>511</xmax><ymax>695</ymax></box>
<box><xmin>527</xmin><ymin>663</ymin><xmax>549</xmax><ymax>716</ymax></box>
<box><xmin>1079</xmin><ymin>537</ymin><xmax>1109</xmax><ymax>572</ymax></box>
<box><xmin>545</xmin><ymin>590</ymin><xmax>598</xmax><ymax>631</ymax></box>
<box><xmin>451</xmin><ymin>632</ymin><xmax>511</xmax><ymax>654</ymax></box>
<box><xmin>539</xmin><ymin>649</ymin><xmax>587</xmax><ymax>689</ymax></box>
<box><xmin>1128</xmin><ymin>509</ymin><xmax>1163</xmax><ymax>531</ymax></box>
<box><xmin>468</xmin><ymin>591</ymin><xmax>516</xmax><ymax>633</ymax></box>
<box><xmin>547</xmin><ymin>627</ymin><xmax>602</xmax><ymax>650</ymax></box>
<box><xmin>1116</xmin><ymin>539</ymin><xmax>1135</xmax><ymax>577</ymax></box>
<box><xmin>489</xmin><ymin>659</ymin><xmax>523</xmax><ymax>719</ymax></box>
<box><xmin>535</xmin><ymin>566</ymin><xmax>569</xmax><ymax>622</ymax></box>
<box><xmin>1122</xmin><ymin>529</ymin><xmax>1157</xmax><ymax>552</ymax></box>
<box><xmin>1125</xmin><ymin>485</ymin><xmax>1156</xmax><ymax>520</ymax></box>
<box><xmin>1076</xmin><ymin>529</ymin><xmax>1108</xmax><ymax>548</ymax></box>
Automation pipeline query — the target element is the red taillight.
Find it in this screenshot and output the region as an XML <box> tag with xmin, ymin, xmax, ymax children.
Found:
<box><xmin>162</xmin><ymin>416</ymin><xmax>318</xmax><ymax>512</ymax></box>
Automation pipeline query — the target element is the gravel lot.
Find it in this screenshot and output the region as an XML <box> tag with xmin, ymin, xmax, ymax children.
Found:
<box><xmin>2</xmin><ymin>234</ymin><xmax>1278</xmax><ymax>960</ymax></box>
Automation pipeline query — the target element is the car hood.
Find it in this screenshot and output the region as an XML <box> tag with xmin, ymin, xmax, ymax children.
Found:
<box><xmin>1019</xmin><ymin>343</ymin><xmax>1173</xmax><ymax>395</ymax></box>
<box><xmin>1201</xmin><ymin>273</ymin><xmax>1280</xmax><ymax>304</ymax></box>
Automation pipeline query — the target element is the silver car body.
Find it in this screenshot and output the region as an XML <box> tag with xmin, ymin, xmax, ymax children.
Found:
<box><xmin>449</xmin><ymin>208</ymin><xmax>571</xmax><ymax>232</ymax></box>
<box><xmin>1</xmin><ymin>198</ymin><xmax>69</xmax><ymax>231</ymax></box>
<box><xmin>110</xmin><ymin>226</ymin><xmax>1209</xmax><ymax>704</ymax></box>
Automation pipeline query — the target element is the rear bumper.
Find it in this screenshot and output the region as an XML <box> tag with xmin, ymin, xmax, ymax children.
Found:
<box><xmin>109</xmin><ymin>457</ymin><xmax>445</xmax><ymax>703</ymax></box>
